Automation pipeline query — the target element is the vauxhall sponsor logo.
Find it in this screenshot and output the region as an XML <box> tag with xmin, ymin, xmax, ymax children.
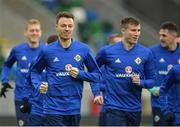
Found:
<box><xmin>158</xmin><ymin>64</ymin><xmax>173</xmax><ymax>75</ymax></box>
<box><xmin>56</xmin><ymin>72</ymin><xmax>70</xmax><ymax>76</ymax></box>
<box><xmin>56</xmin><ymin>64</ymin><xmax>72</xmax><ymax>77</ymax></box>
<box><xmin>115</xmin><ymin>66</ymin><xmax>139</xmax><ymax>77</ymax></box>
<box><xmin>20</xmin><ymin>68</ymin><xmax>29</xmax><ymax>73</ymax></box>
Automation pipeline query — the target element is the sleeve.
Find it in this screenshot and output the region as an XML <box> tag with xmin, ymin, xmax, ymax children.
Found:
<box><xmin>140</xmin><ymin>51</ymin><xmax>156</xmax><ymax>88</ymax></box>
<box><xmin>1</xmin><ymin>48</ymin><xmax>16</xmax><ymax>84</ymax></box>
<box><xmin>22</xmin><ymin>60</ymin><xmax>35</xmax><ymax>100</ymax></box>
<box><xmin>150</xmin><ymin>48</ymin><xmax>159</xmax><ymax>87</ymax></box>
<box><xmin>95</xmin><ymin>47</ymin><xmax>107</xmax><ymax>68</ymax></box>
<box><xmin>22</xmin><ymin>75</ymin><xmax>33</xmax><ymax>100</ymax></box>
<box><xmin>31</xmin><ymin>50</ymin><xmax>47</xmax><ymax>90</ymax></box>
<box><xmin>95</xmin><ymin>48</ymin><xmax>107</xmax><ymax>92</ymax></box>
<box><xmin>77</xmin><ymin>48</ymin><xmax>102</xmax><ymax>83</ymax></box>
<box><xmin>159</xmin><ymin>68</ymin><xmax>175</xmax><ymax>114</ymax></box>
<box><xmin>78</xmin><ymin>47</ymin><xmax>104</xmax><ymax>97</ymax></box>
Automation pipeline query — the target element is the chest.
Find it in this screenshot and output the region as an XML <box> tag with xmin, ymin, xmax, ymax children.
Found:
<box><xmin>16</xmin><ymin>49</ymin><xmax>40</xmax><ymax>67</ymax></box>
<box><xmin>105</xmin><ymin>51</ymin><xmax>147</xmax><ymax>72</ymax></box>
<box><xmin>46</xmin><ymin>49</ymin><xmax>86</xmax><ymax>70</ymax></box>
<box><xmin>155</xmin><ymin>52</ymin><xmax>180</xmax><ymax>71</ymax></box>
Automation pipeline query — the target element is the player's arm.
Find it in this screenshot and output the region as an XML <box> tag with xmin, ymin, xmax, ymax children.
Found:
<box><xmin>20</xmin><ymin>75</ymin><xmax>32</xmax><ymax>113</ymax></box>
<box><xmin>139</xmin><ymin>51</ymin><xmax>156</xmax><ymax>88</ymax></box>
<box><xmin>148</xmin><ymin>48</ymin><xmax>160</xmax><ymax>96</ymax></box>
<box><xmin>73</xmin><ymin>48</ymin><xmax>103</xmax><ymax>83</ymax></box>
<box><xmin>159</xmin><ymin>67</ymin><xmax>176</xmax><ymax>123</ymax></box>
<box><xmin>22</xmin><ymin>75</ymin><xmax>32</xmax><ymax>99</ymax></box>
<box><xmin>96</xmin><ymin>47</ymin><xmax>107</xmax><ymax>92</ymax></box>
<box><xmin>0</xmin><ymin>48</ymin><xmax>16</xmax><ymax>98</ymax></box>
<box><xmin>31</xmin><ymin>51</ymin><xmax>47</xmax><ymax>91</ymax></box>
<box><xmin>22</xmin><ymin>60</ymin><xmax>36</xmax><ymax>99</ymax></box>
<box><xmin>159</xmin><ymin>68</ymin><xmax>175</xmax><ymax>113</ymax></box>
<box><xmin>90</xmin><ymin>47</ymin><xmax>107</xmax><ymax>105</ymax></box>
<box><xmin>1</xmin><ymin>48</ymin><xmax>16</xmax><ymax>84</ymax></box>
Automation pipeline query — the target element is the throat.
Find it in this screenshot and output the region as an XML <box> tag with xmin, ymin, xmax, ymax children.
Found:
<box><xmin>123</xmin><ymin>41</ymin><xmax>135</xmax><ymax>50</ymax></box>
<box><xmin>59</xmin><ymin>38</ymin><xmax>71</xmax><ymax>48</ymax></box>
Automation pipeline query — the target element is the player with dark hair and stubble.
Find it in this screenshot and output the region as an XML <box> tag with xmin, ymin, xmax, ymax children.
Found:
<box><xmin>150</xmin><ymin>22</ymin><xmax>180</xmax><ymax>126</ymax></box>
<box><xmin>96</xmin><ymin>17</ymin><xmax>156</xmax><ymax>126</ymax></box>
<box><xmin>30</xmin><ymin>11</ymin><xmax>103</xmax><ymax>126</ymax></box>
<box><xmin>0</xmin><ymin>19</ymin><xmax>45</xmax><ymax>126</ymax></box>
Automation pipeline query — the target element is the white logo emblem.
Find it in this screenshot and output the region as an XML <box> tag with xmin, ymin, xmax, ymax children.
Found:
<box><xmin>178</xmin><ymin>59</ymin><xmax>180</xmax><ymax>64</ymax></box>
<box><xmin>125</xmin><ymin>66</ymin><xmax>132</xmax><ymax>74</ymax></box>
<box><xmin>28</xmin><ymin>63</ymin><xmax>31</xmax><ymax>67</ymax></box>
<box><xmin>74</xmin><ymin>54</ymin><xmax>81</xmax><ymax>62</ymax></box>
<box><xmin>65</xmin><ymin>64</ymin><xmax>72</xmax><ymax>71</ymax></box>
<box><xmin>134</xmin><ymin>57</ymin><xmax>142</xmax><ymax>65</ymax></box>
<box><xmin>53</xmin><ymin>57</ymin><xmax>59</xmax><ymax>62</ymax></box>
<box><xmin>154</xmin><ymin>115</ymin><xmax>160</xmax><ymax>122</ymax></box>
<box><xmin>159</xmin><ymin>58</ymin><xmax>165</xmax><ymax>63</ymax></box>
<box><xmin>18</xmin><ymin>119</ymin><xmax>24</xmax><ymax>126</ymax></box>
<box><xmin>115</xmin><ymin>58</ymin><xmax>121</xmax><ymax>63</ymax></box>
<box><xmin>21</xmin><ymin>56</ymin><xmax>27</xmax><ymax>61</ymax></box>
<box><xmin>167</xmin><ymin>64</ymin><xmax>173</xmax><ymax>71</ymax></box>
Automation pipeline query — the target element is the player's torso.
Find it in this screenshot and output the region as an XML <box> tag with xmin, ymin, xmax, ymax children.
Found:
<box><xmin>152</xmin><ymin>46</ymin><xmax>180</xmax><ymax>79</ymax></box>
<box><xmin>15</xmin><ymin>44</ymin><xmax>43</xmax><ymax>76</ymax></box>
<box><xmin>105</xmin><ymin>44</ymin><xmax>148</xmax><ymax>80</ymax></box>
<box><xmin>45</xmin><ymin>47</ymin><xmax>86</xmax><ymax>77</ymax></box>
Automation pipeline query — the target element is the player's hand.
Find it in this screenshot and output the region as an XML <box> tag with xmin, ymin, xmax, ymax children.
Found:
<box><xmin>93</xmin><ymin>95</ymin><xmax>104</xmax><ymax>105</ymax></box>
<box><xmin>0</xmin><ymin>83</ymin><xmax>13</xmax><ymax>98</ymax></box>
<box><xmin>20</xmin><ymin>97</ymin><xmax>31</xmax><ymax>114</ymax></box>
<box><xmin>164</xmin><ymin>112</ymin><xmax>175</xmax><ymax>126</ymax></box>
<box><xmin>149</xmin><ymin>86</ymin><xmax>160</xmax><ymax>96</ymax></box>
<box><xmin>70</xmin><ymin>67</ymin><xmax>79</xmax><ymax>78</ymax></box>
<box><xmin>131</xmin><ymin>74</ymin><xmax>140</xmax><ymax>86</ymax></box>
<box><xmin>39</xmin><ymin>82</ymin><xmax>48</xmax><ymax>94</ymax></box>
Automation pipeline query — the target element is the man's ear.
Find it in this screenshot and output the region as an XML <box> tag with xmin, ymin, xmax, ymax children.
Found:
<box><xmin>121</xmin><ymin>28</ymin><xmax>125</xmax><ymax>34</ymax></box>
<box><xmin>55</xmin><ymin>24</ymin><xmax>58</xmax><ymax>32</ymax></box>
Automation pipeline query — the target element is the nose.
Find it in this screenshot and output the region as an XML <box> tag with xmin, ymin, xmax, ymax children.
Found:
<box><xmin>159</xmin><ymin>36</ymin><xmax>163</xmax><ymax>41</ymax></box>
<box><xmin>65</xmin><ymin>26</ymin><xmax>69</xmax><ymax>30</ymax></box>
<box><xmin>136</xmin><ymin>30</ymin><xmax>140</xmax><ymax>36</ymax></box>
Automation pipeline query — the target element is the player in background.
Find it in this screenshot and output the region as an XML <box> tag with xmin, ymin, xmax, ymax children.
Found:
<box><xmin>30</xmin><ymin>11</ymin><xmax>103</xmax><ymax>126</ymax></box>
<box><xmin>107</xmin><ymin>33</ymin><xmax>122</xmax><ymax>44</ymax></box>
<box><xmin>19</xmin><ymin>34</ymin><xmax>58</xmax><ymax>125</ymax></box>
<box><xmin>46</xmin><ymin>34</ymin><xmax>58</xmax><ymax>45</ymax></box>
<box><xmin>0</xmin><ymin>19</ymin><xmax>45</xmax><ymax>126</ymax></box>
<box><xmin>149</xmin><ymin>22</ymin><xmax>180</xmax><ymax>126</ymax></box>
<box><xmin>96</xmin><ymin>17</ymin><xmax>156</xmax><ymax>126</ymax></box>
<box><xmin>98</xmin><ymin>33</ymin><xmax>122</xmax><ymax>126</ymax></box>
<box><xmin>159</xmin><ymin>64</ymin><xmax>180</xmax><ymax>126</ymax></box>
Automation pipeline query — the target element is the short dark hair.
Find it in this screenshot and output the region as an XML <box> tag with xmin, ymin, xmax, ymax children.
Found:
<box><xmin>56</xmin><ymin>11</ymin><xmax>74</xmax><ymax>24</ymax></box>
<box><xmin>46</xmin><ymin>34</ymin><xmax>58</xmax><ymax>44</ymax></box>
<box><xmin>160</xmin><ymin>22</ymin><xmax>178</xmax><ymax>33</ymax></box>
<box><xmin>120</xmin><ymin>17</ymin><xmax>140</xmax><ymax>29</ymax></box>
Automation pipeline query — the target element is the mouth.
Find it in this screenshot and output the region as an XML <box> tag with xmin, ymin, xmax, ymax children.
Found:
<box><xmin>30</xmin><ymin>41</ymin><xmax>37</xmax><ymax>44</ymax></box>
<box><xmin>133</xmin><ymin>36</ymin><xmax>138</xmax><ymax>40</ymax></box>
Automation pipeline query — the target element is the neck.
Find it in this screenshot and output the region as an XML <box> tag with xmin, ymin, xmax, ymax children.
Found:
<box><xmin>166</xmin><ymin>42</ymin><xmax>177</xmax><ymax>51</ymax></box>
<box><xmin>28</xmin><ymin>42</ymin><xmax>39</xmax><ymax>48</ymax></box>
<box><xmin>59</xmin><ymin>37</ymin><xmax>71</xmax><ymax>48</ymax></box>
<box><xmin>122</xmin><ymin>39</ymin><xmax>135</xmax><ymax>50</ymax></box>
